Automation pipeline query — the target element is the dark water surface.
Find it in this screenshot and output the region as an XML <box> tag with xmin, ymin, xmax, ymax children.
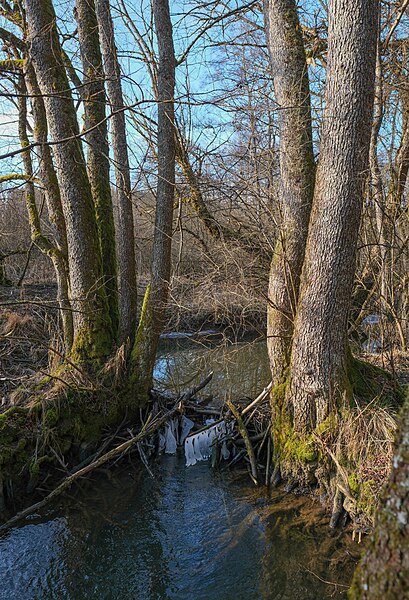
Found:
<box><xmin>154</xmin><ymin>335</ymin><xmax>271</xmax><ymax>400</ymax></box>
<box><xmin>0</xmin><ymin>338</ymin><xmax>358</xmax><ymax>599</ymax></box>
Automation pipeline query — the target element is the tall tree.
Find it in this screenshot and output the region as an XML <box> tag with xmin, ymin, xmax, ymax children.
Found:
<box><xmin>76</xmin><ymin>0</ymin><xmax>119</xmax><ymax>339</ymax></box>
<box><xmin>130</xmin><ymin>0</ymin><xmax>176</xmax><ymax>402</ymax></box>
<box><xmin>25</xmin><ymin>66</ymin><xmax>74</xmax><ymax>351</ymax></box>
<box><xmin>0</xmin><ymin>23</ymin><xmax>73</xmax><ymax>351</ymax></box>
<box><xmin>286</xmin><ymin>0</ymin><xmax>379</xmax><ymax>433</ymax></box>
<box><xmin>263</xmin><ymin>0</ymin><xmax>315</xmax><ymax>387</ymax></box>
<box><xmin>95</xmin><ymin>0</ymin><xmax>137</xmax><ymax>346</ymax></box>
<box><xmin>23</xmin><ymin>0</ymin><xmax>114</xmax><ymax>365</ymax></box>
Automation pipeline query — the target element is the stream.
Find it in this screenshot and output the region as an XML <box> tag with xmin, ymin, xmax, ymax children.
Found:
<box><xmin>0</xmin><ymin>336</ymin><xmax>359</xmax><ymax>599</ymax></box>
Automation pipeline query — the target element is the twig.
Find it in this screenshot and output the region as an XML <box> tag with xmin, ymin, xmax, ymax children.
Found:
<box><xmin>265</xmin><ymin>433</ymin><xmax>271</xmax><ymax>486</ymax></box>
<box><xmin>180</xmin><ymin>371</ymin><xmax>213</xmax><ymax>402</ymax></box>
<box><xmin>302</xmin><ymin>565</ymin><xmax>349</xmax><ymax>589</ymax></box>
<box><xmin>226</xmin><ymin>399</ymin><xmax>258</xmax><ymax>484</ymax></box>
<box><xmin>242</xmin><ymin>381</ymin><xmax>272</xmax><ymax>415</ymax></box>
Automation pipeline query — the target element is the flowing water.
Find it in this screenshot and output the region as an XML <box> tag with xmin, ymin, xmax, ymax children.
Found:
<box><xmin>0</xmin><ymin>336</ymin><xmax>359</xmax><ymax>599</ymax></box>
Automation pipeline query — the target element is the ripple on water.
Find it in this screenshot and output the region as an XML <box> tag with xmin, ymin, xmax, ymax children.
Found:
<box><xmin>0</xmin><ymin>455</ymin><xmax>357</xmax><ymax>600</ymax></box>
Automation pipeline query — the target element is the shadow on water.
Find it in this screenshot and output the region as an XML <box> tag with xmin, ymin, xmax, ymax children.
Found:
<box><xmin>0</xmin><ymin>337</ymin><xmax>358</xmax><ymax>599</ymax></box>
<box><xmin>0</xmin><ymin>456</ymin><xmax>358</xmax><ymax>600</ymax></box>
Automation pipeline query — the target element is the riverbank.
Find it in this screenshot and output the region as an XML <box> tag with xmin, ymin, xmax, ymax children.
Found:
<box><xmin>1</xmin><ymin>284</ymin><xmax>407</xmax><ymax>539</ymax></box>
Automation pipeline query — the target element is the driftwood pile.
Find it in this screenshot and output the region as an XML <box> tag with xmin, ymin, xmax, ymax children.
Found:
<box><xmin>0</xmin><ymin>373</ymin><xmax>273</xmax><ymax>531</ymax></box>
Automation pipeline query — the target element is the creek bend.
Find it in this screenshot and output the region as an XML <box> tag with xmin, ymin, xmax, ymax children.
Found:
<box><xmin>0</xmin><ymin>337</ymin><xmax>358</xmax><ymax>599</ymax></box>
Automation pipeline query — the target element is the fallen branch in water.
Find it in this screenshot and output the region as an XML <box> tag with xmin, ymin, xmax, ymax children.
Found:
<box><xmin>0</xmin><ymin>402</ymin><xmax>180</xmax><ymax>532</ymax></box>
<box><xmin>226</xmin><ymin>399</ymin><xmax>258</xmax><ymax>485</ymax></box>
<box><xmin>180</xmin><ymin>371</ymin><xmax>213</xmax><ymax>402</ymax></box>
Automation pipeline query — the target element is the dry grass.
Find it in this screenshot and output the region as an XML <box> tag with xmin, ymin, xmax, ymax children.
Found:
<box><xmin>339</xmin><ymin>399</ymin><xmax>398</xmax><ymax>497</ymax></box>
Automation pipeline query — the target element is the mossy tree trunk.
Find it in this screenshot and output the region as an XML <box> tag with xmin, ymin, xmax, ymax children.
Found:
<box><xmin>286</xmin><ymin>0</ymin><xmax>379</xmax><ymax>434</ymax></box>
<box><xmin>130</xmin><ymin>0</ymin><xmax>175</xmax><ymax>403</ymax></box>
<box><xmin>75</xmin><ymin>0</ymin><xmax>119</xmax><ymax>340</ymax></box>
<box><xmin>349</xmin><ymin>393</ymin><xmax>409</xmax><ymax>599</ymax></box>
<box><xmin>95</xmin><ymin>0</ymin><xmax>137</xmax><ymax>346</ymax></box>
<box><xmin>263</xmin><ymin>0</ymin><xmax>315</xmax><ymax>388</ymax></box>
<box><xmin>0</xmin><ymin>25</ymin><xmax>73</xmax><ymax>350</ymax></box>
<box><xmin>24</xmin><ymin>0</ymin><xmax>114</xmax><ymax>365</ymax></box>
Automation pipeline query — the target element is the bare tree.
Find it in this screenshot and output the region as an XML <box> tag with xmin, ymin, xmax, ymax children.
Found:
<box><xmin>130</xmin><ymin>0</ymin><xmax>176</xmax><ymax>402</ymax></box>
<box><xmin>263</xmin><ymin>0</ymin><xmax>315</xmax><ymax>387</ymax></box>
<box><xmin>95</xmin><ymin>0</ymin><xmax>137</xmax><ymax>346</ymax></box>
<box><xmin>286</xmin><ymin>0</ymin><xmax>379</xmax><ymax>433</ymax></box>
<box><xmin>76</xmin><ymin>0</ymin><xmax>119</xmax><ymax>338</ymax></box>
<box><xmin>23</xmin><ymin>0</ymin><xmax>114</xmax><ymax>364</ymax></box>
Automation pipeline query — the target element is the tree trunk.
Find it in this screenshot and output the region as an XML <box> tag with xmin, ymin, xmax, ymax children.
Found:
<box><xmin>130</xmin><ymin>0</ymin><xmax>175</xmax><ymax>403</ymax></box>
<box><xmin>370</xmin><ymin>46</ymin><xmax>391</xmax><ymax>354</ymax></box>
<box><xmin>75</xmin><ymin>0</ymin><xmax>119</xmax><ymax>340</ymax></box>
<box><xmin>94</xmin><ymin>0</ymin><xmax>137</xmax><ymax>346</ymax></box>
<box><xmin>24</xmin><ymin>0</ymin><xmax>114</xmax><ymax>365</ymax></box>
<box><xmin>349</xmin><ymin>394</ymin><xmax>409</xmax><ymax>599</ymax></box>
<box><xmin>286</xmin><ymin>0</ymin><xmax>379</xmax><ymax>433</ymax></box>
<box><xmin>263</xmin><ymin>0</ymin><xmax>315</xmax><ymax>387</ymax></box>
<box><xmin>24</xmin><ymin>66</ymin><xmax>74</xmax><ymax>351</ymax></box>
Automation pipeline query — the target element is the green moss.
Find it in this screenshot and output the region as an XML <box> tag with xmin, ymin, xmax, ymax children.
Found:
<box><xmin>29</xmin><ymin>459</ymin><xmax>40</xmax><ymax>478</ymax></box>
<box><xmin>283</xmin><ymin>432</ymin><xmax>317</xmax><ymax>463</ymax></box>
<box><xmin>348</xmin><ymin>472</ymin><xmax>359</xmax><ymax>496</ymax></box>
<box><xmin>348</xmin><ymin>471</ymin><xmax>377</xmax><ymax>517</ymax></box>
<box><xmin>70</xmin><ymin>313</ymin><xmax>113</xmax><ymax>367</ymax></box>
<box><xmin>348</xmin><ymin>355</ymin><xmax>404</xmax><ymax>408</ymax></box>
<box><xmin>44</xmin><ymin>408</ymin><xmax>59</xmax><ymax>428</ymax></box>
<box><xmin>128</xmin><ymin>284</ymin><xmax>155</xmax><ymax>405</ymax></box>
<box><xmin>269</xmin><ymin>374</ymin><xmax>319</xmax><ymax>465</ymax></box>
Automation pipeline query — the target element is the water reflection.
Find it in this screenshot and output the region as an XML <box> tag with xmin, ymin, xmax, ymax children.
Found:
<box><xmin>0</xmin><ymin>457</ymin><xmax>356</xmax><ymax>600</ymax></box>
<box><xmin>258</xmin><ymin>493</ymin><xmax>358</xmax><ymax>599</ymax></box>
<box><xmin>154</xmin><ymin>336</ymin><xmax>270</xmax><ymax>401</ymax></box>
<box><xmin>0</xmin><ymin>458</ymin><xmax>265</xmax><ymax>600</ymax></box>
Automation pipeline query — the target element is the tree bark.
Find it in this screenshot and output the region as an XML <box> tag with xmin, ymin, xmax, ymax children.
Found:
<box><xmin>75</xmin><ymin>0</ymin><xmax>119</xmax><ymax>339</ymax></box>
<box><xmin>23</xmin><ymin>0</ymin><xmax>114</xmax><ymax>365</ymax></box>
<box><xmin>263</xmin><ymin>0</ymin><xmax>315</xmax><ymax>387</ymax></box>
<box><xmin>286</xmin><ymin>0</ymin><xmax>379</xmax><ymax>433</ymax></box>
<box><xmin>24</xmin><ymin>66</ymin><xmax>74</xmax><ymax>351</ymax></box>
<box><xmin>130</xmin><ymin>0</ymin><xmax>175</xmax><ymax>403</ymax></box>
<box><xmin>94</xmin><ymin>0</ymin><xmax>137</xmax><ymax>346</ymax></box>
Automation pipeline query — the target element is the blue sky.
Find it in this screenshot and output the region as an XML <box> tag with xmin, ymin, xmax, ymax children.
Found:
<box><xmin>0</xmin><ymin>0</ymin><xmax>407</xmax><ymax>189</ymax></box>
